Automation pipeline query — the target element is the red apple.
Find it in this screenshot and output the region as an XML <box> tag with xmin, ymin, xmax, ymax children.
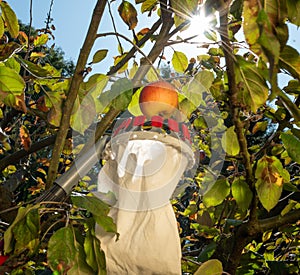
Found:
<box><xmin>0</xmin><ymin>255</ymin><xmax>8</xmax><ymax>266</ymax></box>
<box><xmin>139</xmin><ymin>80</ymin><xmax>178</xmax><ymax>118</ymax></box>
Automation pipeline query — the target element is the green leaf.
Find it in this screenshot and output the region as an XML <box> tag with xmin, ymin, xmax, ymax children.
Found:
<box><xmin>235</xmin><ymin>56</ymin><xmax>269</xmax><ymax>112</ymax></box>
<box><xmin>91</xmin><ymin>49</ymin><xmax>108</xmax><ymax>64</ymax></box>
<box><xmin>0</xmin><ymin>17</ymin><xmax>4</xmax><ymax>39</ymax></box>
<box><xmin>256</xmin><ymin>178</ymin><xmax>282</xmax><ymax>212</ymax></box>
<box><xmin>146</xmin><ymin>67</ymin><xmax>160</xmax><ymax>82</ymax></box>
<box><xmin>279</xmin><ymin>45</ymin><xmax>300</xmax><ymax>79</ymax></box>
<box><xmin>242</xmin><ymin>0</ymin><xmax>260</xmax><ymax>50</ymax></box>
<box><xmin>287</xmin><ymin>0</ymin><xmax>300</xmax><ymax>26</ymax></box>
<box><xmin>4</xmin><ymin>204</ymin><xmax>40</xmax><ymax>254</ymax></box>
<box><xmin>84</xmin><ymin>219</ymin><xmax>106</xmax><ymax>274</ymax></box>
<box><xmin>71</xmin><ymin>194</ymin><xmax>118</xmax><ymax>236</ymax></box>
<box><xmin>113</xmin><ymin>53</ymin><xmax>128</xmax><ymax>73</ymax></box>
<box><xmin>170</xmin><ymin>0</ymin><xmax>198</xmax><ymax>18</ymax></box>
<box><xmin>4</xmin><ymin>56</ymin><xmax>21</xmax><ymax>72</ymax></box>
<box><xmin>110</xmin><ymin>77</ymin><xmax>133</xmax><ymax>111</ymax></box>
<box><xmin>182</xmin><ymin>70</ymin><xmax>214</xmax><ymax>106</ymax></box>
<box><xmin>172</xmin><ymin>51</ymin><xmax>188</xmax><ymax>73</ymax></box>
<box><xmin>71</xmin><ymin>93</ymin><xmax>96</xmax><ymax>135</ymax></box>
<box><xmin>197</xmin><ymin>242</ymin><xmax>217</xmax><ymax>262</ymax></box>
<box><xmin>127</xmin><ymin>86</ymin><xmax>143</xmax><ymax>116</ymax></box>
<box><xmin>71</xmin><ymin>194</ymin><xmax>110</xmax><ymax>216</ymax></box>
<box><xmin>232</xmin><ymin>178</ymin><xmax>253</xmax><ymax>211</ymax></box>
<box><xmin>204</xmin><ymin>30</ymin><xmax>218</xmax><ymax>42</ymax></box>
<box><xmin>33</xmin><ymin>33</ymin><xmax>49</xmax><ymax>46</ymax></box>
<box><xmin>203</xmin><ymin>178</ymin><xmax>230</xmax><ymax>207</ymax></box>
<box><xmin>194</xmin><ymin>259</ymin><xmax>223</xmax><ymax>275</ymax></box>
<box><xmin>48</xmin><ymin>226</ymin><xmax>94</xmax><ymax>274</ymax></box>
<box><xmin>0</xmin><ymin>1</ymin><xmax>19</xmax><ymax>38</ymax></box>
<box><xmin>221</xmin><ymin>126</ymin><xmax>240</xmax><ymax>156</ymax></box>
<box><xmin>256</xmin><ymin>9</ymin><xmax>280</xmax><ymax>63</ymax></box>
<box><xmin>141</xmin><ymin>0</ymin><xmax>157</xmax><ymax>13</ymax></box>
<box><xmin>280</xmin><ymin>200</ymin><xmax>299</xmax><ymax>216</ymax></box>
<box><xmin>13</xmin><ymin>208</ymin><xmax>40</xmax><ymax>254</ymax></box>
<box><xmin>280</xmin><ymin>132</ymin><xmax>300</xmax><ymax>164</ymax></box>
<box><xmin>118</xmin><ymin>1</ymin><xmax>138</xmax><ymax>30</ymax></box>
<box><xmin>80</xmin><ymin>74</ymin><xmax>109</xmax><ymax>113</ymax></box>
<box><xmin>46</xmin><ymin>91</ymin><xmax>64</xmax><ymax>127</ymax></box>
<box><xmin>129</xmin><ymin>61</ymin><xmax>138</xmax><ymax>79</ymax></box>
<box><xmin>283</xmin><ymin>80</ymin><xmax>300</xmax><ymax>95</ymax></box>
<box><xmin>0</xmin><ymin>66</ymin><xmax>25</xmax><ymax>94</ymax></box>
<box><xmin>181</xmin><ymin>201</ymin><xmax>197</xmax><ymax>216</ymax></box>
<box><xmin>17</xmin><ymin>57</ymin><xmax>51</xmax><ymax>77</ymax></box>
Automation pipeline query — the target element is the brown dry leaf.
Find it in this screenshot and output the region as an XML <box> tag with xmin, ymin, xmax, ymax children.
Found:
<box><xmin>118</xmin><ymin>1</ymin><xmax>138</xmax><ymax>30</ymax></box>
<box><xmin>19</xmin><ymin>125</ymin><xmax>31</xmax><ymax>151</ymax></box>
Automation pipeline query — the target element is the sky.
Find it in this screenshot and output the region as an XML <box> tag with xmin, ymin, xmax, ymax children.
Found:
<box><xmin>7</xmin><ymin>0</ymin><xmax>159</xmax><ymax>75</ymax></box>
<box><xmin>6</xmin><ymin>0</ymin><xmax>300</xmax><ymax>84</ymax></box>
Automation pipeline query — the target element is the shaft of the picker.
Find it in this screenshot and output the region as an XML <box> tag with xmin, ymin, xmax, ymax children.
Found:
<box><xmin>36</xmin><ymin>135</ymin><xmax>110</xmax><ymax>203</ymax></box>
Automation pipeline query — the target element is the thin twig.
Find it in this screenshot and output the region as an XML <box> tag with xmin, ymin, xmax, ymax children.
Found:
<box><xmin>107</xmin><ymin>0</ymin><xmax>124</xmax><ymax>55</ymax></box>
<box><xmin>182</xmin><ymin>257</ymin><xmax>202</xmax><ymax>266</ymax></box>
<box><xmin>97</xmin><ymin>32</ymin><xmax>161</xmax><ymax>80</ymax></box>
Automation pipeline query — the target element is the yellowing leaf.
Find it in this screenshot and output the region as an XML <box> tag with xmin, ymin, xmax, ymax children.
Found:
<box><xmin>252</xmin><ymin>120</ymin><xmax>268</xmax><ymax>134</ymax></box>
<box><xmin>114</xmin><ymin>54</ymin><xmax>129</xmax><ymax>73</ymax></box>
<box><xmin>172</xmin><ymin>51</ymin><xmax>188</xmax><ymax>73</ymax></box>
<box><xmin>194</xmin><ymin>259</ymin><xmax>223</xmax><ymax>275</ymax></box>
<box><xmin>141</xmin><ymin>0</ymin><xmax>157</xmax><ymax>13</ymax></box>
<box><xmin>0</xmin><ymin>1</ymin><xmax>19</xmax><ymax>38</ymax></box>
<box><xmin>221</xmin><ymin>126</ymin><xmax>240</xmax><ymax>156</ymax></box>
<box><xmin>0</xmin><ymin>15</ymin><xmax>4</xmax><ymax>38</ymax></box>
<box><xmin>91</xmin><ymin>49</ymin><xmax>108</xmax><ymax>64</ymax></box>
<box><xmin>118</xmin><ymin>1</ymin><xmax>138</xmax><ymax>30</ymax></box>
<box><xmin>128</xmin><ymin>87</ymin><xmax>143</xmax><ymax>116</ymax></box>
<box><xmin>255</xmin><ymin>156</ymin><xmax>288</xmax><ymax>211</ymax></box>
<box><xmin>33</xmin><ymin>33</ymin><xmax>49</xmax><ymax>46</ymax></box>
<box><xmin>19</xmin><ymin>125</ymin><xmax>31</xmax><ymax>151</ymax></box>
<box><xmin>0</xmin><ymin>66</ymin><xmax>25</xmax><ymax>94</ymax></box>
<box><xmin>242</xmin><ymin>0</ymin><xmax>262</xmax><ymax>56</ymax></box>
<box><xmin>235</xmin><ymin>56</ymin><xmax>269</xmax><ymax>112</ymax></box>
<box><xmin>46</xmin><ymin>91</ymin><xmax>63</xmax><ymax>127</ymax></box>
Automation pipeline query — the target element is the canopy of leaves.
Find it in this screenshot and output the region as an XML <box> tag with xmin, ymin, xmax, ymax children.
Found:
<box><xmin>1</xmin><ymin>1</ymin><xmax>300</xmax><ymax>275</ymax></box>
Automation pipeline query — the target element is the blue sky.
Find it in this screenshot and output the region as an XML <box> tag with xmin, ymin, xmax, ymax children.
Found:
<box><xmin>7</xmin><ymin>0</ymin><xmax>300</xmax><ymax>83</ymax></box>
<box><xmin>8</xmin><ymin>0</ymin><xmax>159</xmax><ymax>74</ymax></box>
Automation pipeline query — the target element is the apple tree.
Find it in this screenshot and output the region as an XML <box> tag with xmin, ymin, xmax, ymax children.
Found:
<box><xmin>0</xmin><ymin>0</ymin><xmax>300</xmax><ymax>274</ymax></box>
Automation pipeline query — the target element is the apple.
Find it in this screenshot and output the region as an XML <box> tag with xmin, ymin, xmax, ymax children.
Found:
<box><xmin>139</xmin><ymin>80</ymin><xmax>178</xmax><ymax>118</ymax></box>
<box><xmin>0</xmin><ymin>255</ymin><xmax>8</xmax><ymax>266</ymax></box>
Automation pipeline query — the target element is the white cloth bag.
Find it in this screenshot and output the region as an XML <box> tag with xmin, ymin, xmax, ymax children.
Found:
<box><xmin>96</xmin><ymin>132</ymin><xmax>193</xmax><ymax>274</ymax></box>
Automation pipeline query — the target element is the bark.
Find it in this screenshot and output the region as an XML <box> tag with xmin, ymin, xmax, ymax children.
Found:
<box><xmin>46</xmin><ymin>0</ymin><xmax>108</xmax><ymax>188</ymax></box>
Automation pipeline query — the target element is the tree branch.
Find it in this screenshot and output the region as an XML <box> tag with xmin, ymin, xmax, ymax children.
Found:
<box><xmin>82</xmin><ymin>0</ymin><xmax>175</xmax><ymax>147</ymax></box>
<box><xmin>46</xmin><ymin>0</ymin><xmax>107</xmax><ymax>188</ymax></box>
<box><xmin>258</xmin><ymin>209</ymin><xmax>300</xmax><ymax>232</ymax></box>
<box><xmin>0</xmin><ymin>131</ymin><xmax>72</xmax><ymax>172</ymax></box>
<box><xmin>106</xmin><ymin>18</ymin><xmax>162</xmax><ymax>76</ymax></box>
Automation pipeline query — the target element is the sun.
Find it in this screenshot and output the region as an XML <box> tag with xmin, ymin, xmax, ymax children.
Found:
<box><xmin>183</xmin><ymin>8</ymin><xmax>219</xmax><ymax>43</ymax></box>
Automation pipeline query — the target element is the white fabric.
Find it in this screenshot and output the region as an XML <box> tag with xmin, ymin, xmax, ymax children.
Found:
<box><xmin>96</xmin><ymin>134</ymin><xmax>193</xmax><ymax>274</ymax></box>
